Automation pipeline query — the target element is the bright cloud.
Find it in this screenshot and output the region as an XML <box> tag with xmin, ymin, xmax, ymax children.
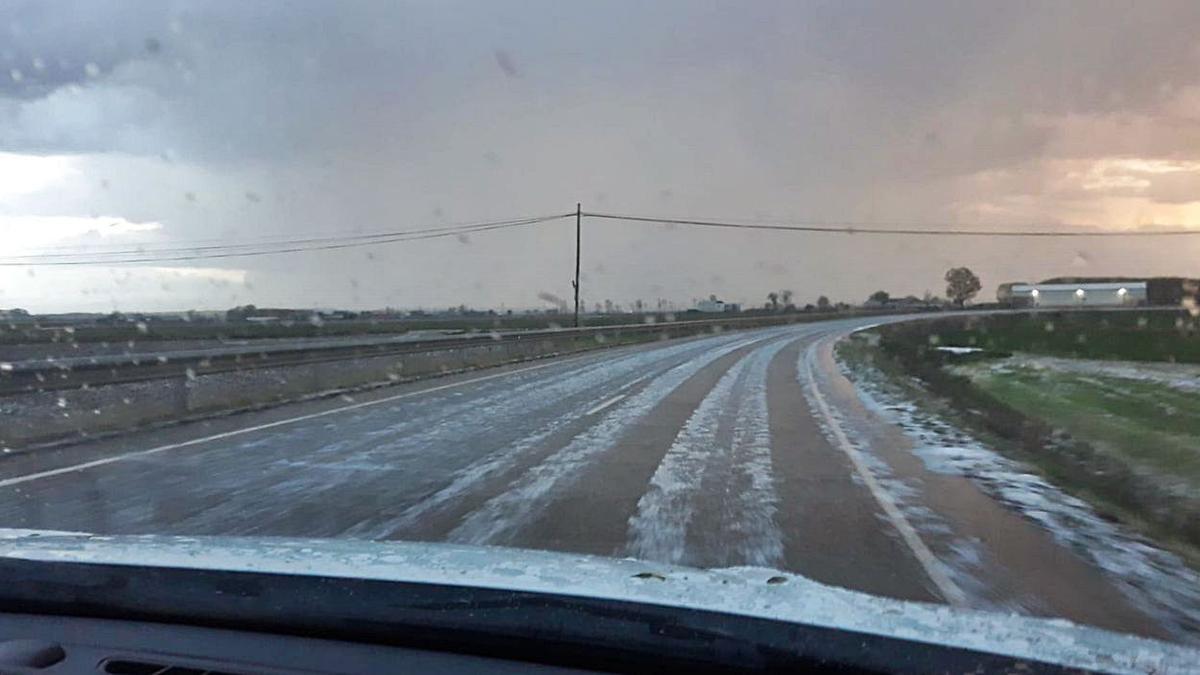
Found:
<box><xmin>0</xmin><ymin>152</ymin><xmax>79</xmax><ymax>200</ymax></box>
<box><xmin>1</xmin><ymin>214</ymin><xmax>164</xmax><ymax>252</ymax></box>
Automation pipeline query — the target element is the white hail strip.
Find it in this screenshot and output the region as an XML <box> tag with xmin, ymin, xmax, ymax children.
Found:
<box><xmin>626</xmin><ymin>350</ymin><xmax>751</xmax><ymax>563</ymax></box>
<box><xmin>348</xmin><ymin>334</ymin><xmax>760</xmax><ymax>540</ymax></box>
<box><xmin>0</xmin><ymin>332</ymin><xmax>724</xmax><ymax>491</ymax></box>
<box><xmin>0</xmin><ymin>354</ymin><xmax>616</xmax><ymax>489</ymax></box>
<box><xmin>626</xmin><ymin>337</ymin><xmax>792</xmax><ymax>566</ymax></box>
<box><xmin>447</xmin><ymin>335</ymin><xmax>774</xmax><ymax>546</ymax></box>
<box><xmin>727</xmin><ymin>337</ymin><xmax>791</xmax><ymax>566</ymax></box>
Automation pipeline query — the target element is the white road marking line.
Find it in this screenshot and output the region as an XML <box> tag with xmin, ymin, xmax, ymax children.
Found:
<box><xmin>0</xmin><ymin>349</ymin><xmax>631</xmax><ymax>489</ymax></box>
<box><xmin>800</xmin><ymin>337</ymin><xmax>969</xmax><ymax>607</ymax></box>
<box><xmin>584</xmin><ymin>394</ymin><xmax>626</xmax><ymax>416</ymax></box>
<box><xmin>616</xmin><ymin>372</ymin><xmax>655</xmax><ymax>392</ymax></box>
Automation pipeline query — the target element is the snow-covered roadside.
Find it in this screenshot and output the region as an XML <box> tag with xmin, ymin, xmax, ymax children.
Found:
<box><xmin>970</xmin><ymin>354</ymin><xmax>1200</xmax><ymax>392</ymax></box>
<box><xmin>833</xmin><ymin>334</ymin><xmax>1200</xmax><ymax>644</ymax></box>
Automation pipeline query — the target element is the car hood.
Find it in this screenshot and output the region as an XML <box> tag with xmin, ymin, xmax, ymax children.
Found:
<box><xmin>0</xmin><ymin>529</ymin><xmax>1195</xmax><ymax>674</ymax></box>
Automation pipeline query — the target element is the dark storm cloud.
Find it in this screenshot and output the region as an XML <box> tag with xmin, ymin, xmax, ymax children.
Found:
<box><xmin>3</xmin><ymin>1</ymin><xmax>1200</xmax><ymax>312</ymax></box>
<box><xmin>6</xmin><ymin>1</ymin><xmax>1200</xmax><ymax>167</ymax></box>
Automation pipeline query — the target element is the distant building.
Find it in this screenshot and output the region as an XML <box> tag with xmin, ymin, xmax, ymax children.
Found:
<box><xmin>1005</xmin><ymin>282</ymin><xmax>1146</xmax><ymax>307</ymax></box>
<box><xmin>695</xmin><ymin>296</ymin><xmax>739</xmax><ymax>313</ymax></box>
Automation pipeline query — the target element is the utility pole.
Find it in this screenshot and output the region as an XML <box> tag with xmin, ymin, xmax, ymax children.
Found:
<box><xmin>573</xmin><ymin>203</ymin><xmax>581</xmax><ymax>327</ymax></box>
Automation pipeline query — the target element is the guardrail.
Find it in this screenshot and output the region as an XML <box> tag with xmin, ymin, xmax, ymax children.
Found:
<box><xmin>0</xmin><ymin>313</ymin><xmax>883</xmax><ymax>396</ymax></box>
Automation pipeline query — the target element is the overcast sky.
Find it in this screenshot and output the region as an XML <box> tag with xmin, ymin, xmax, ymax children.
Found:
<box><xmin>3</xmin><ymin>0</ymin><xmax>1200</xmax><ymax>313</ymax></box>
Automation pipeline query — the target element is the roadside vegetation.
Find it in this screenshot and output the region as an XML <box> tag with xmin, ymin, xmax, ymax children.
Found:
<box><xmin>925</xmin><ymin>310</ymin><xmax>1200</xmax><ymax>363</ymax></box>
<box><xmin>845</xmin><ymin>310</ymin><xmax>1200</xmax><ymax>561</ymax></box>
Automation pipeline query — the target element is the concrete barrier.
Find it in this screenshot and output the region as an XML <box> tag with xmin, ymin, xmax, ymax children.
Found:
<box><xmin>0</xmin><ymin>329</ymin><xmax>672</xmax><ymax>450</ymax></box>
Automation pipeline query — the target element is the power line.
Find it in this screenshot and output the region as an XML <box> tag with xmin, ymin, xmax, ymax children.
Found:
<box><xmin>583</xmin><ymin>212</ymin><xmax>1200</xmax><ymax>237</ymax></box>
<box><xmin>0</xmin><ymin>215</ymin><xmax>571</xmax><ymax>266</ymax></box>
<box><xmin>9</xmin><ymin>207</ymin><xmax>1199</xmax><ymax>267</ymax></box>
<box><xmin>4</xmin><ymin>214</ymin><xmax>575</xmax><ymax>261</ymax></box>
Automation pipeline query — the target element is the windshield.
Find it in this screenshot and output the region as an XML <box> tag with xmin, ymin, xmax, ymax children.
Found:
<box><xmin>2</xmin><ymin>0</ymin><xmax>1200</xmax><ymax>661</ymax></box>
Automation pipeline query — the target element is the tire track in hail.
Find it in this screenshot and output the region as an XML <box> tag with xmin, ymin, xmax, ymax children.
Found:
<box><xmin>445</xmin><ymin>331</ymin><xmax>789</xmax><ymax>546</ymax></box>
<box><xmin>626</xmin><ymin>336</ymin><xmax>794</xmax><ymax>566</ymax></box>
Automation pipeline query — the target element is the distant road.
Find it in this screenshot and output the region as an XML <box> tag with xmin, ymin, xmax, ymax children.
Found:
<box><xmin>0</xmin><ymin>316</ymin><xmax>1171</xmax><ymax>641</ymax></box>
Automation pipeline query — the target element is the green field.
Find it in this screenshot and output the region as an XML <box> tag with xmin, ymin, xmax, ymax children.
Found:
<box><xmin>957</xmin><ymin>362</ymin><xmax>1200</xmax><ymax>489</ymax></box>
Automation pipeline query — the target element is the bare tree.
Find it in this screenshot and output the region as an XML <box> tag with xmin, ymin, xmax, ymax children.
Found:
<box><xmin>767</xmin><ymin>292</ymin><xmax>780</xmax><ymax>311</ymax></box>
<box><xmin>780</xmin><ymin>289</ymin><xmax>794</xmax><ymax>309</ymax></box>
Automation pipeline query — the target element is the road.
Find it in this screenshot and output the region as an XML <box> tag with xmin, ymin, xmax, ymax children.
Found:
<box><xmin>0</xmin><ymin>317</ymin><xmax>1175</xmax><ymax>641</ymax></box>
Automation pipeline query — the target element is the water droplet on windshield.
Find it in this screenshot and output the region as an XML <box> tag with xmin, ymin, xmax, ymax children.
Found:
<box><xmin>9</xmin><ymin>68</ymin><xmax>22</xmax><ymax>82</ymax></box>
<box><xmin>56</xmin><ymin>397</ymin><xmax>67</xmax><ymax>408</ymax></box>
<box><xmin>136</xmin><ymin>322</ymin><xmax>149</xmax><ymax>334</ymax></box>
<box><xmin>84</xmin><ymin>62</ymin><xmax>101</xmax><ymax>77</ymax></box>
<box><xmin>185</xmin><ymin>368</ymin><xmax>197</xmax><ymax>381</ymax></box>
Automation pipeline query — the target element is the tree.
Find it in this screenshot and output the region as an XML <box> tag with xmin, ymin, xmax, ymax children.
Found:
<box><xmin>780</xmin><ymin>289</ymin><xmax>794</xmax><ymax>309</ymax></box>
<box><xmin>945</xmin><ymin>267</ymin><xmax>982</xmax><ymax>307</ymax></box>
<box><xmin>868</xmin><ymin>290</ymin><xmax>890</xmax><ymax>304</ymax></box>
<box><xmin>767</xmin><ymin>292</ymin><xmax>780</xmax><ymax>311</ymax></box>
<box><xmin>816</xmin><ymin>295</ymin><xmax>831</xmax><ymax>311</ymax></box>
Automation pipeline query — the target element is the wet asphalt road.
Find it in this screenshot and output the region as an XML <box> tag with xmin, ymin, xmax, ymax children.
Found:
<box><xmin>0</xmin><ymin>317</ymin><xmax>1173</xmax><ymax>640</ymax></box>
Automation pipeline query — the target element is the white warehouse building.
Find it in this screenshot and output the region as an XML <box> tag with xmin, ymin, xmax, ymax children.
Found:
<box><xmin>1006</xmin><ymin>282</ymin><xmax>1146</xmax><ymax>307</ymax></box>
